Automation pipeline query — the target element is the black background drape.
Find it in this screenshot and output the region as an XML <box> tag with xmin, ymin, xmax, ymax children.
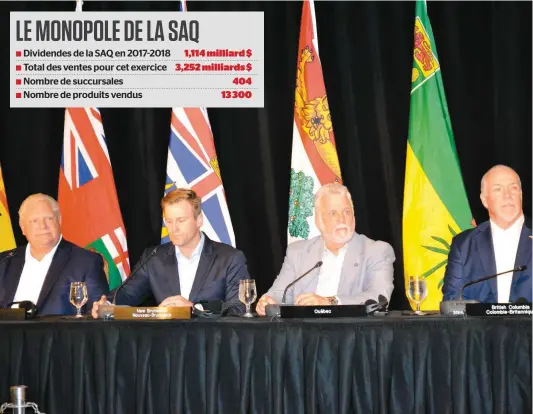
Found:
<box><xmin>0</xmin><ymin>1</ymin><xmax>531</xmax><ymax>310</ymax></box>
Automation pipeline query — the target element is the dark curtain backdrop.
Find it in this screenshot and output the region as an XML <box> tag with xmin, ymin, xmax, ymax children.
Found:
<box><xmin>0</xmin><ymin>1</ymin><xmax>531</xmax><ymax>310</ymax></box>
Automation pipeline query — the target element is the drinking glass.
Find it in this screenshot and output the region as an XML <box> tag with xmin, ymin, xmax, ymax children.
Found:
<box><xmin>407</xmin><ymin>276</ymin><xmax>428</xmax><ymax>315</ymax></box>
<box><xmin>239</xmin><ymin>279</ymin><xmax>257</xmax><ymax>317</ymax></box>
<box><xmin>70</xmin><ymin>282</ymin><xmax>88</xmax><ymax>318</ymax></box>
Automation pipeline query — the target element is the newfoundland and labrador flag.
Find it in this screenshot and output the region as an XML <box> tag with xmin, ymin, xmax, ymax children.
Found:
<box><xmin>0</xmin><ymin>164</ymin><xmax>16</xmax><ymax>252</ymax></box>
<box><xmin>160</xmin><ymin>0</ymin><xmax>235</xmax><ymax>247</ymax></box>
<box><xmin>403</xmin><ymin>0</ymin><xmax>474</xmax><ymax>310</ymax></box>
<box><xmin>288</xmin><ymin>0</ymin><xmax>342</xmax><ymax>245</ymax></box>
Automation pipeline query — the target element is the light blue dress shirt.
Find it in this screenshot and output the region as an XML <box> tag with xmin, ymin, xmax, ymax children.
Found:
<box><xmin>175</xmin><ymin>232</ymin><xmax>205</xmax><ymax>300</ymax></box>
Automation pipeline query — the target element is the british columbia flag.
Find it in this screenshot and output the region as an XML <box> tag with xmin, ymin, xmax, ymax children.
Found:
<box><xmin>161</xmin><ymin>0</ymin><xmax>235</xmax><ymax>246</ymax></box>
<box><xmin>161</xmin><ymin>108</ymin><xmax>236</xmax><ymax>246</ymax></box>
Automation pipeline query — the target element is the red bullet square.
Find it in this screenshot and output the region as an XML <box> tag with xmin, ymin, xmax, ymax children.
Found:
<box><xmin>16</xmin><ymin>79</ymin><xmax>21</xmax><ymax>85</ymax></box>
<box><xmin>16</xmin><ymin>65</ymin><xmax>21</xmax><ymax>71</ymax></box>
<box><xmin>16</xmin><ymin>51</ymin><xmax>21</xmax><ymax>57</ymax></box>
<box><xmin>16</xmin><ymin>93</ymin><xmax>21</xmax><ymax>98</ymax></box>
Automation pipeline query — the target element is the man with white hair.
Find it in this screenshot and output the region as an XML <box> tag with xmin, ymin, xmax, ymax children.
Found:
<box><xmin>256</xmin><ymin>183</ymin><xmax>395</xmax><ymax>315</ymax></box>
<box><xmin>0</xmin><ymin>193</ymin><xmax>108</xmax><ymax>315</ymax></box>
<box><xmin>443</xmin><ymin>165</ymin><xmax>531</xmax><ymax>302</ymax></box>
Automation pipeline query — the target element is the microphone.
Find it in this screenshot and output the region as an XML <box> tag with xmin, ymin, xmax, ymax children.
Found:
<box><xmin>282</xmin><ymin>261</ymin><xmax>323</xmax><ymax>304</ymax></box>
<box><xmin>441</xmin><ymin>265</ymin><xmax>527</xmax><ymax>315</ymax></box>
<box><xmin>265</xmin><ymin>261</ymin><xmax>323</xmax><ymax>317</ymax></box>
<box><xmin>7</xmin><ymin>301</ymin><xmax>38</xmax><ymax>318</ymax></box>
<box><xmin>458</xmin><ymin>265</ymin><xmax>527</xmax><ymax>300</ymax></box>
<box><xmin>112</xmin><ymin>246</ymin><xmax>160</xmax><ymax>305</ymax></box>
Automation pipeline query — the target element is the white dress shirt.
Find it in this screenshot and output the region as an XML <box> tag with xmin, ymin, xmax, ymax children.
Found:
<box><xmin>12</xmin><ymin>237</ymin><xmax>62</xmax><ymax>305</ymax></box>
<box><xmin>175</xmin><ymin>233</ymin><xmax>205</xmax><ymax>300</ymax></box>
<box><xmin>315</xmin><ymin>241</ymin><xmax>348</xmax><ymax>302</ymax></box>
<box><xmin>491</xmin><ymin>215</ymin><xmax>524</xmax><ymax>303</ymax></box>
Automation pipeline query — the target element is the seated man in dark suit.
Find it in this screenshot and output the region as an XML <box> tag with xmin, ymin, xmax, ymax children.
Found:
<box><xmin>443</xmin><ymin>165</ymin><xmax>531</xmax><ymax>302</ymax></box>
<box><xmin>91</xmin><ymin>188</ymin><xmax>250</xmax><ymax>317</ymax></box>
<box><xmin>0</xmin><ymin>193</ymin><xmax>109</xmax><ymax>315</ymax></box>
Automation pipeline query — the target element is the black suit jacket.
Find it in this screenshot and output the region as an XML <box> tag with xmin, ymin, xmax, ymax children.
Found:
<box><xmin>0</xmin><ymin>239</ymin><xmax>109</xmax><ymax>315</ymax></box>
<box><xmin>114</xmin><ymin>234</ymin><xmax>250</xmax><ymax>312</ymax></box>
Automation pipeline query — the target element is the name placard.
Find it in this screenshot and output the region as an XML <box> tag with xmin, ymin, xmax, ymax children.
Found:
<box><xmin>0</xmin><ymin>308</ymin><xmax>26</xmax><ymax>321</ymax></box>
<box><xmin>110</xmin><ymin>306</ymin><xmax>191</xmax><ymax>320</ymax></box>
<box><xmin>465</xmin><ymin>303</ymin><xmax>533</xmax><ymax>317</ymax></box>
<box><xmin>278</xmin><ymin>305</ymin><xmax>368</xmax><ymax>318</ymax></box>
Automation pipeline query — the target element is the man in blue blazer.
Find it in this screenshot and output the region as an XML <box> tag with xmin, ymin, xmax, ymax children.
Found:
<box><xmin>0</xmin><ymin>194</ymin><xmax>109</xmax><ymax>315</ymax></box>
<box><xmin>443</xmin><ymin>165</ymin><xmax>531</xmax><ymax>303</ymax></box>
<box><xmin>91</xmin><ymin>188</ymin><xmax>250</xmax><ymax>317</ymax></box>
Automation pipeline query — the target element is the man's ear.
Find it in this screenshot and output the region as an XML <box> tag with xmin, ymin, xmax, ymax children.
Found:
<box><xmin>197</xmin><ymin>212</ymin><xmax>204</xmax><ymax>228</ymax></box>
<box><xmin>480</xmin><ymin>193</ymin><xmax>488</xmax><ymax>210</ymax></box>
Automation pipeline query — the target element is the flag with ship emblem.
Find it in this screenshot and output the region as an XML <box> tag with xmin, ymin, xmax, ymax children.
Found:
<box><xmin>288</xmin><ymin>0</ymin><xmax>342</xmax><ymax>244</ymax></box>
<box><xmin>0</xmin><ymin>163</ymin><xmax>16</xmax><ymax>252</ymax></box>
<box><xmin>162</xmin><ymin>109</ymin><xmax>235</xmax><ymax>246</ymax></box>
<box><xmin>403</xmin><ymin>0</ymin><xmax>474</xmax><ymax>310</ymax></box>
<box><xmin>160</xmin><ymin>0</ymin><xmax>235</xmax><ymax>247</ymax></box>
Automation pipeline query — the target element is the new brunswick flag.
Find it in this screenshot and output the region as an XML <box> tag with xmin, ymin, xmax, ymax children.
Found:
<box><xmin>288</xmin><ymin>0</ymin><xmax>342</xmax><ymax>244</ymax></box>
<box><xmin>0</xmin><ymin>164</ymin><xmax>16</xmax><ymax>252</ymax></box>
<box><xmin>403</xmin><ymin>0</ymin><xmax>474</xmax><ymax>310</ymax></box>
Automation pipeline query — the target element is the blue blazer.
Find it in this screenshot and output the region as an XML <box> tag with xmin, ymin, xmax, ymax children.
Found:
<box><xmin>113</xmin><ymin>234</ymin><xmax>250</xmax><ymax>311</ymax></box>
<box><xmin>0</xmin><ymin>239</ymin><xmax>109</xmax><ymax>315</ymax></box>
<box><xmin>442</xmin><ymin>218</ymin><xmax>532</xmax><ymax>302</ymax></box>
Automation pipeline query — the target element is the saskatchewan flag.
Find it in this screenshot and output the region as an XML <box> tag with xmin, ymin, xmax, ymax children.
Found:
<box><xmin>0</xmin><ymin>164</ymin><xmax>16</xmax><ymax>252</ymax></box>
<box><xmin>403</xmin><ymin>0</ymin><xmax>474</xmax><ymax>310</ymax></box>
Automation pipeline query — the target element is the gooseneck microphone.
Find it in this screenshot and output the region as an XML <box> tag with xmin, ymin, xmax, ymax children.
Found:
<box><xmin>7</xmin><ymin>300</ymin><xmax>38</xmax><ymax>318</ymax></box>
<box><xmin>281</xmin><ymin>261</ymin><xmax>323</xmax><ymax>304</ymax></box>
<box><xmin>441</xmin><ymin>265</ymin><xmax>528</xmax><ymax>316</ymax></box>
<box><xmin>112</xmin><ymin>246</ymin><xmax>160</xmax><ymax>305</ymax></box>
<box><xmin>458</xmin><ymin>265</ymin><xmax>527</xmax><ymax>300</ymax></box>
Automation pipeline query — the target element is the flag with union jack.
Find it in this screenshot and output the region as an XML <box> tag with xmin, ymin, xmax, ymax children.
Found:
<box><xmin>0</xmin><ymin>163</ymin><xmax>16</xmax><ymax>252</ymax></box>
<box><xmin>162</xmin><ymin>108</ymin><xmax>236</xmax><ymax>246</ymax></box>
<box><xmin>58</xmin><ymin>1</ymin><xmax>129</xmax><ymax>290</ymax></box>
<box><xmin>161</xmin><ymin>0</ymin><xmax>235</xmax><ymax>246</ymax></box>
<box><xmin>59</xmin><ymin>107</ymin><xmax>130</xmax><ymax>290</ymax></box>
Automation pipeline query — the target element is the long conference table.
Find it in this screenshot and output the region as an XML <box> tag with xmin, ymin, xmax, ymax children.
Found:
<box><xmin>0</xmin><ymin>313</ymin><xmax>531</xmax><ymax>414</ymax></box>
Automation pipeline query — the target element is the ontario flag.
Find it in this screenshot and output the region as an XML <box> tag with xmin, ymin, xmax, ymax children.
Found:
<box><xmin>0</xmin><ymin>163</ymin><xmax>16</xmax><ymax>252</ymax></box>
<box><xmin>288</xmin><ymin>0</ymin><xmax>342</xmax><ymax>244</ymax></box>
<box><xmin>161</xmin><ymin>1</ymin><xmax>235</xmax><ymax>246</ymax></box>
<box><xmin>59</xmin><ymin>108</ymin><xmax>130</xmax><ymax>290</ymax></box>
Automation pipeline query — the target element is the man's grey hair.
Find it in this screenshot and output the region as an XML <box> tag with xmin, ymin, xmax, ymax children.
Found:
<box><xmin>18</xmin><ymin>193</ymin><xmax>61</xmax><ymax>219</ymax></box>
<box><xmin>480</xmin><ymin>164</ymin><xmax>522</xmax><ymax>194</ymax></box>
<box><xmin>314</xmin><ymin>183</ymin><xmax>354</xmax><ymax>212</ymax></box>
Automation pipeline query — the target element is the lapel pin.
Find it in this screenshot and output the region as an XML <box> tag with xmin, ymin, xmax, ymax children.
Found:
<box><xmin>354</xmin><ymin>263</ymin><xmax>359</xmax><ymax>267</ymax></box>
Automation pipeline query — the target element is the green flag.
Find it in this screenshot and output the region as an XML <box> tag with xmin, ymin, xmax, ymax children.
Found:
<box><xmin>403</xmin><ymin>0</ymin><xmax>474</xmax><ymax>310</ymax></box>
